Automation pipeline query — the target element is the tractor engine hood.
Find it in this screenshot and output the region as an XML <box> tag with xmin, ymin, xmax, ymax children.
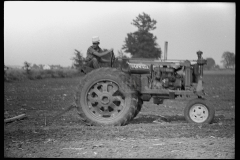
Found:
<box><xmin>120</xmin><ymin>57</ymin><xmax>194</xmax><ymax>74</ymax></box>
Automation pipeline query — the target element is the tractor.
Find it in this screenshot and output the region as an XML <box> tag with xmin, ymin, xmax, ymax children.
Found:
<box><xmin>75</xmin><ymin>42</ymin><xmax>215</xmax><ymax>126</ymax></box>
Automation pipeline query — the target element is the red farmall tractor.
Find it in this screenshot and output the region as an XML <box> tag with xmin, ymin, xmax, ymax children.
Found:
<box><xmin>76</xmin><ymin>42</ymin><xmax>215</xmax><ymax>126</ymax></box>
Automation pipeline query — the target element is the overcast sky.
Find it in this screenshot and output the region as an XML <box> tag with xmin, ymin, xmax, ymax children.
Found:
<box><xmin>4</xmin><ymin>1</ymin><xmax>235</xmax><ymax>67</ymax></box>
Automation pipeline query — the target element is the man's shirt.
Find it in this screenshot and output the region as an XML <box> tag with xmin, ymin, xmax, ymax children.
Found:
<box><xmin>86</xmin><ymin>45</ymin><xmax>103</xmax><ymax>61</ymax></box>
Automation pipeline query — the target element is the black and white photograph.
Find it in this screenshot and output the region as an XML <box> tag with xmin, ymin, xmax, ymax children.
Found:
<box><xmin>4</xmin><ymin>1</ymin><xmax>235</xmax><ymax>158</ymax></box>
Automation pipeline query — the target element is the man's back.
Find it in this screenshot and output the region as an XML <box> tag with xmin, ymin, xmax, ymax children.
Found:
<box><xmin>86</xmin><ymin>45</ymin><xmax>103</xmax><ymax>61</ymax></box>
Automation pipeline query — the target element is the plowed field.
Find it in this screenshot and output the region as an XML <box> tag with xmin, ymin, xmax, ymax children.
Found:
<box><xmin>4</xmin><ymin>73</ymin><xmax>235</xmax><ymax>158</ymax></box>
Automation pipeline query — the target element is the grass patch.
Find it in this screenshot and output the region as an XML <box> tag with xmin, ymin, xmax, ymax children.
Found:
<box><xmin>5</xmin><ymin>68</ymin><xmax>81</xmax><ymax>82</ymax></box>
<box><xmin>204</xmin><ymin>69</ymin><xmax>235</xmax><ymax>75</ymax></box>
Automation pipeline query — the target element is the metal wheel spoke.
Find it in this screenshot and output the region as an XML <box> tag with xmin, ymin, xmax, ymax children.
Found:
<box><xmin>103</xmin><ymin>105</ymin><xmax>109</xmax><ymax>111</ymax></box>
<box><xmin>110</xmin><ymin>103</ymin><xmax>118</xmax><ymax>109</ymax></box>
<box><xmin>89</xmin><ymin>106</ymin><xmax>98</xmax><ymax>112</ymax></box>
<box><xmin>112</xmin><ymin>96</ymin><xmax>124</xmax><ymax>102</ymax></box>
<box><xmin>110</xmin><ymin>101</ymin><xmax>124</xmax><ymax>111</ymax></box>
<box><xmin>102</xmin><ymin>83</ymin><xmax>108</xmax><ymax>92</ymax></box>
<box><xmin>96</xmin><ymin>103</ymin><xmax>103</xmax><ymax>108</ymax></box>
<box><xmin>91</xmin><ymin>103</ymin><xmax>103</xmax><ymax>112</ymax></box>
<box><xmin>97</xmin><ymin>106</ymin><xmax>112</xmax><ymax>116</ymax></box>
<box><xmin>87</xmin><ymin>101</ymin><xmax>92</xmax><ymax>107</ymax></box>
<box><xmin>89</xmin><ymin>107</ymin><xmax>102</xmax><ymax>116</ymax></box>
<box><xmin>88</xmin><ymin>88</ymin><xmax>95</xmax><ymax>96</ymax></box>
<box><xmin>108</xmin><ymin>83</ymin><xmax>119</xmax><ymax>95</ymax></box>
<box><xmin>97</xmin><ymin>104</ymin><xmax>111</xmax><ymax>114</ymax></box>
<box><xmin>118</xmin><ymin>104</ymin><xmax>124</xmax><ymax>110</ymax></box>
<box><xmin>110</xmin><ymin>105</ymin><xmax>123</xmax><ymax>117</ymax></box>
<box><xmin>93</xmin><ymin>85</ymin><xmax>102</xmax><ymax>96</ymax></box>
<box><xmin>87</xmin><ymin>94</ymin><xmax>99</xmax><ymax>103</ymax></box>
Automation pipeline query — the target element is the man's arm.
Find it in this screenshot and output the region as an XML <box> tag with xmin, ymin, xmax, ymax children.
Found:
<box><xmin>91</xmin><ymin>48</ymin><xmax>113</xmax><ymax>57</ymax></box>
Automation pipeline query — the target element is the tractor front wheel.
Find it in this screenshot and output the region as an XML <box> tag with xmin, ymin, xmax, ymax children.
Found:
<box><xmin>184</xmin><ymin>98</ymin><xmax>215</xmax><ymax>124</ymax></box>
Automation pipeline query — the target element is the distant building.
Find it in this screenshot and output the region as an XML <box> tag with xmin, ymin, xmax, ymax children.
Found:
<box><xmin>51</xmin><ymin>65</ymin><xmax>62</xmax><ymax>70</ymax></box>
<box><xmin>219</xmin><ymin>65</ymin><xmax>225</xmax><ymax>69</ymax></box>
<box><xmin>229</xmin><ymin>65</ymin><xmax>235</xmax><ymax>69</ymax></box>
<box><xmin>43</xmin><ymin>65</ymin><xmax>51</xmax><ymax>70</ymax></box>
<box><xmin>22</xmin><ymin>66</ymin><xmax>30</xmax><ymax>70</ymax></box>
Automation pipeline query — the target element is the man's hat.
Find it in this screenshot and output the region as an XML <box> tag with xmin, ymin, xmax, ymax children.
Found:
<box><xmin>92</xmin><ymin>36</ymin><xmax>100</xmax><ymax>43</ymax></box>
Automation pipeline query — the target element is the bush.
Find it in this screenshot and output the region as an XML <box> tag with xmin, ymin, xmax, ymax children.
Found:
<box><xmin>62</xmin><ymin>68</ymin><xmax>79</xmax><ymax>77</ymax></box>
<box><xmin>27</xmin><ymin>69</ymin><xmax>43</xmax><ymax>80</ymax></box>
<box><xmin>56</xmin><ymin>69</ymin><xmax>65</xmax><ymax>78</ymax></box>
<box><xmin>5</xmin><ymin>69</ymin><xmax>27</xmax><ymax>81</ymax></box>
<box><xmin>4</xmin><ymin>68</ymin><xmax>80</xmax><ymax>82</ymax></box>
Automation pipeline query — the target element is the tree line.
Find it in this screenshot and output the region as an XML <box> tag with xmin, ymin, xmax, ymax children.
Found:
<box><xmin>71</xmin><ymin>12</ymin><xmax>235</xmax><ymax>70</ymax></box>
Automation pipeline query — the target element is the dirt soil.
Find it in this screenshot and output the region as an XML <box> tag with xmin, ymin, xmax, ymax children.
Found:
<box><xmin>4</xmin><ymin>74</ymin><xmax>235</xmax><ymax>158</ymax></box>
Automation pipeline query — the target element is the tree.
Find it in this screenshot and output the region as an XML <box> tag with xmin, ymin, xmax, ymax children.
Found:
<box><xmin>204</xmin><ymin>57</ymin><xmax>216</xmax><ymax>70</ymax></box>
<box><xmin>214</xmin><ymin>64</ymin><xmax>220</xmax><ymax>70</ymax></box>
<box><xmin>23</xmin><ymin>61</ymin><xmax>31</xmax><ymax>74</ymax></box>
<box><xmin>32</xmin><ymin>64</ymin><xmax>40</xmax><ymax>70</ymax></box>
<box><xmin>122</xmin><ymin>12</ymin><xmax>162</xmax><ymax>58</ymax></box>
<box><xmin>71</xmin><ymin>49</ymin><xmax>85</xmax><ymax>69</ymax></box>
<box><xmin>39</xmin><ymin>64</ymin><xmax>44</xmax><ymax>70</ymax></box>
<box><xmin>116</xmin><ymin>50</ymin><xmax>129</xmax><ymax>58</ymax></box>
<box><xmin>221</xmin><ymin>51</ymin><xmax>235</xmax><ymax>69</ymax></box>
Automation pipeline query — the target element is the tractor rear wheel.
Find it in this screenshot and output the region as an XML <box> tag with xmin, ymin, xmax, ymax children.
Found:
<box><xmin>75</xmin><ymin>67</ymin><xmax>138</xmax><ymax>126</ymax></box>
<box><xmin>132</xmin><ymin>98</ymin><xmax>143</xmax><ymax>119</ymax></box>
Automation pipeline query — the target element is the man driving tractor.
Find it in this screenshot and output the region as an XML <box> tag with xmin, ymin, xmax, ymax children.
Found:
<box><xmin>85</xmin><ymin>36</ymin><xmax>113</xmax><ymax>68</ymax></box>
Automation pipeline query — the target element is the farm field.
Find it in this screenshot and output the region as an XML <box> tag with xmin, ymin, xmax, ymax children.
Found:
<box><xmin>4</xmin><ymin>73</ymin><xmax>235</xmax><ymax>158</ymax></box>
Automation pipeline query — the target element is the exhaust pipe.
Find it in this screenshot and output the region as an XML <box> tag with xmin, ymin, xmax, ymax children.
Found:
<box><xmin>164</xmin><ymin>41</ymin><xmax>168</xmax><ymax>61</ymax></box>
